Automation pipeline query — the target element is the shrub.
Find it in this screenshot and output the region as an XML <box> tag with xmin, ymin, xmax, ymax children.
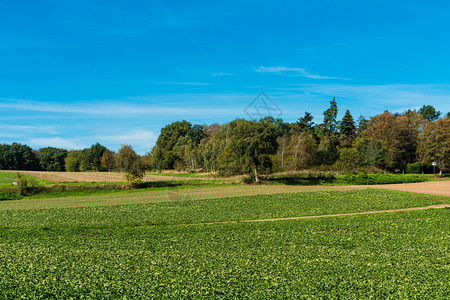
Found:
<box><xmin>0</xmin><ymin>192</ymin><xmax>22</xmax><ymax>201</ymax></box>
<box><xmin>406</xmin><ymin>162</ymin><xmax>422</xmax><ymax>174</ymax></box>
<box><xmin>123</xmin><ymin>173</ymin><xmax>143</xmax><ymax>189</ymax></box>
<box><xmin>341</xmin><ymin>173</ymin><xmax>428</xmax><ymax>185</ymax></box>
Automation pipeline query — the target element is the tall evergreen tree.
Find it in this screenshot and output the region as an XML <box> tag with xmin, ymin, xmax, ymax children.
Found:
<box><xmin>419</xmin><ymin>105</ymin><xmax>441</xmax><ymax>122</ymax></box>
<box><xmin>296</xmin><ymin>112</ymin><xmax>315</xmax><ymax>132</ymax></box>
<box><xmin>320</xmin><ymin>97</ymin><xmax>338</xmax><ymax>136</ymax></box>
<box><xmin>339</xmin><ymin>110</ymin><xmax>356</xmax><ymax>147</ymax></box>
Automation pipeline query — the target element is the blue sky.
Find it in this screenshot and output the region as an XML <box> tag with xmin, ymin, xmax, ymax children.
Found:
<box><xmin>1</xmin><ymin>0</ymin><xmax>450</xmax><ymax>154</ymax></box>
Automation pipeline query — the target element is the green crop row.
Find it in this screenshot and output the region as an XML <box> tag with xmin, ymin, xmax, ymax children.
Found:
<box><xmin>0</xmin><ymin>208</ymin><xmax>448</xmax><ymax>298</ymax></box>
<box><xmin>0</xmin><ymin>189</ymin><xmax>446</xmax><ymax>229</ymax></box>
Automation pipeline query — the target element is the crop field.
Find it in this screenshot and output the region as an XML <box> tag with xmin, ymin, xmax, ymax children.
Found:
<box><xmin>1</xmin><ymin>170</ymin><xmax>229</xmax><ymax>183</ymax></box>
<box><xmin>0</xmin><ymin>187</ymin><xmax>449</xmax><ymax>298</ymax></box>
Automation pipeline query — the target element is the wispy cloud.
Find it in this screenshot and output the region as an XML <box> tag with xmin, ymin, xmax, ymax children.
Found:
<box><xmin>0</xmin><ymin>124</ymin><xmax>58</xmax><ymax>135</ymax></box>
<box><xmin>94</xmin><ymin>129</ymin><xmax>157</xmax><ymax>154</ymax></box>
<box><xmin>26</xmin><ymin>137</ymin><xmax>84</xmax><ymax>150</ymax></box>
<box><xmin>0</xmin><ymin>98</ymin><xmax>238</xmax><ymax>116</ymax></box>
<box><xmin>157</xmin><ymin>82</ymin><xmax>213</xmax><ymax>86</ymax></box>
<box><xmin>213</xmin><ymin>72</ymin><xmax>234</xmax><ymax>76</ymax></box>
<box><xmin>257</xmin><ymin>66</ymin><xmax>351</xmax><ymax>80</ymax></box>
<box><xmin>274</xmin><ymin>83</ymin><xmax>450</xmax><ymax>115</ymax></box>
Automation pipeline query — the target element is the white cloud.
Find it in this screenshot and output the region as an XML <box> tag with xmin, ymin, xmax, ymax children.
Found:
<box><xmin>26</xmin><ymin>137</ymin><xmax>84</xmax><ymax>150</ymax></box>
<box><xmin>98</xmin><ymin>129</ymin><xmax>157</xmax><ymax>144</ymax></box>
<box><xmin>157</xmin><ymin>82</ymin><xmax>213</xmax><ymax>85</ymax></box>
<box><xmin>213</xmin><ymin>72</ymin><xmax>234</xmax><ymax>76</ymax></box>
<box><xmin>0</xmin><ymin>124</ymin><xmax>58</xmax><ymax>134</ymax></box>
<box><xmin>0</xmin><ymin>98</ymin><xmax>240</xmax><ymax>117</ymax></box>
<box><xmin>257</xmin><ymin>66</ymin><xmax>351</xmax><ymax>80</ymax></box>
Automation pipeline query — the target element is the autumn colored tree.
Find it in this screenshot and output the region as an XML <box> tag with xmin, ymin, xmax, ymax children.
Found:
<box><xmin>100</xmin><ymin>150</ymin><xmax>115</xmax><ymax>172</ymax></box>
<box><xmin>418</xmin><ymin>117</ymin><xmax>450</xmax><ymax>176</ymax></box>
<box><xmin>365</xmin><ymin>111</ymin><xmax>414</xmax><ymax>169</ymax></box>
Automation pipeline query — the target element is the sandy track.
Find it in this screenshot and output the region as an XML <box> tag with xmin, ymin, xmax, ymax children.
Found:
<box><xmin>366</xmin><ymin>181</ymin><xmax>450</xmax><ymax>197</ymax></box>
<box><xmin>190</xmin><ymin>204</ymin><xmax>450</xmax><ymax>225</ymax></box>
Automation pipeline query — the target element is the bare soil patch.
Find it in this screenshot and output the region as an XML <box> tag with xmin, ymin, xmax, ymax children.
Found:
<box><xmin>367</xmin><ymin>181</ymin><xmax>450</xmax><ymax>197</ymax></box>
<box><xmin>2</xmin><ymin>170</ymin><xmax>202</xmax><ymax>182</ymax></box>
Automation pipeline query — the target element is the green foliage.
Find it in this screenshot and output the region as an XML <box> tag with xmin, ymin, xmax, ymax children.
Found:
<box><xmin>318</xmin><ymin>96</ymin><xmax>338</xmax><ymax>136</ymax></box>
<box><xmin>341</xmin><ymin>173</ymin><xmax>428</xmax><ymax>185</ymax></box>
<box><xmin>336</xmin><ymin>147</ymin><xmax>360</xmax><ymax>170</ymax></box>
<box><xmin>0</xmin><ymin>143</ymin><xmax>39</xmax><ymax>171</ymax></box>
<box><xmin>38</xmin><ymin>147</ymin><xmax>68</xmax><ymax>171</ymax></box>
<box><xmin>123</xmin><ymin>173</ymin><xmax>143</xmax><ymax>189</ymax></box>
<box><xmin>81</xmin><ymin>143</ymin><xmax>108</xmax><ymax>171</ymax></box>
<box><xmin>339</xmin><ymin>109</ymin><xmax>356</xmax><ymax>146</ymax></box>
<box><xmin>317</xmin><ymin>135</ymin><xmax>339</xmax><ymax>165</ymax></box>
<box><xmin>228</xmin><ymin>117</ymin><xmax>280</xmax><ymax>181</ymax></box>
<box><xmin>295</xmin><ymin>111</ymin><xmax>315</xmax><ymax>132</ymax></box>
<box><xmin>288</xmin><ymin>132</ymin><xmax>318</xmax><ymax>169</ymax></box>
<box><xmin>419</xmin><ymin>105</ymin><xmax>441</xmax><ymax>122</ymax></box>
<box><xmin>0</xmin><ymin>192</ymin><xmax>22</xmax><ymax>201</ymax></box>
<box><xmin>116</xmin><ymin>145</ymin><xmax>144</xmax><ymax>189</ymax></box>
<box><xmin>161</xmin><ymin>151</ymin><xmax>178</xmax><ymax>170</ymax></box>
<box><xmin>65</xmin><ymin>150</ymin><xmax>83</xmax><ymax>172</ymax></box>
<box><xmin>100</xmin><ymin>150</ymin><xmax>115</xmax><ymax>172</ymax></box>
<box><xmin>405</xmin><ymin>162</ymin><xmax>422</xmax><ymax>174</ymax></box>
<box><xmin>15</xmin><ymin>173</ymin><xmax>39</xmax><ymax>195</ymax></box>
<box><xmin>265</xmin><ymin>172</ymin><xmax>336</xmax><ymax>185</ymax></box>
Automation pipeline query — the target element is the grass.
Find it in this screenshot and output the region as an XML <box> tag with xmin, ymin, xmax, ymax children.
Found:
<box><xmin>146</xmin><ymin>171</ymin><xmax>214</xmax><ymax>178</ymax></box>
<box><xmin>0</xmin><ymin>171</ymin><xmax>55</xmax><ymax>187</ymax></box>
<box><xmin>0</xmin><ymin>208</ymin><xmax>448</xmax><ymax>298</ymax></box>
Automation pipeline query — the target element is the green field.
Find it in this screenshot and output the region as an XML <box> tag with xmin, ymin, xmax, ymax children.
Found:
<box><xmin>0</xmin><ymin>187</ymin><xmax>448</xmax><ymax>298</ymax></box>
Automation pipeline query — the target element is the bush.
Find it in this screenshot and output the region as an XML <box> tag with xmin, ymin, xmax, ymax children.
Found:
<box><xmin>406</xmin><ymin>162</ymin><xmax>422</xmax><ymax>174</ymax></box>
<box><xmin>0</xmin><ymin>192</ymin><xmax>22</xmax><ymax>201</ymax></box>
<box><xmin>341</xmin><ymin>173</ymin><xmax>428</xmax><ymax>185</ymax></box>
<box><xmin>123</xmin><ymin>173</ymin><xmax>143</xmax><ymax>189</ymax></box>
<box><xmin>15</xmin><ymin>173</ymin><xmax>40</xmax><ymax>196</ymax></box>
<box><xmin>242</xmin><ymin>174</ymin><xmax>256</xmax><ymax>184</ymax></box>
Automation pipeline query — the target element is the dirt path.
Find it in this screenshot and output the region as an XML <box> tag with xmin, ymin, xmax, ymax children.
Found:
<box><xmin>366</xmin><ymin>181</ymin><xmax>450</xmax><ymax>197</ymax></box>
<box><xmin>190</xmin><ymin>203</ymin><xmax>450</xmax><ymax>225</ymax></box>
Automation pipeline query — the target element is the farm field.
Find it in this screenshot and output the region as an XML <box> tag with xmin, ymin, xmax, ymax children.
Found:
<box><xmin>0</xmin><ymin>186</ymin><xmax>449</xmax><ymax>298</ymax></box>
<box><xmin>0</xmin><ymin>170</ymin><xmax>214</xmax><ymax>183</ymax></box>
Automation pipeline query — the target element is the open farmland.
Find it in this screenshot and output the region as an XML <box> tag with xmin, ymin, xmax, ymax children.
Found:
<box><xmin>1</xmin><ymin>170</ymin><xmax>210</xmax><ymax>183</ymax></box>
<box><xmin>0</xmin><ymin>186</ymin><xmax>449</xmax><ymax>298</ymax></box>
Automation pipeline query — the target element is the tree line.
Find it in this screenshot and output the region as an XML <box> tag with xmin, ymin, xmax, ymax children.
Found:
<box><xmin>1</xmin><ymin>100</ymin><xmax>449</xmax><ymax>179</ymax></box>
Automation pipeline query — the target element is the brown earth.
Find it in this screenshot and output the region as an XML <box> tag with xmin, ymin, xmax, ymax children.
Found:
<box><xmin>2</xmin><ymin>170</ymin><xmax>203</xmax><ymax>182</ymax></box>
<box><xmin>365</xmin><ymin>181</ymin><xmax>450</xmax><ymax>197</ymax></box>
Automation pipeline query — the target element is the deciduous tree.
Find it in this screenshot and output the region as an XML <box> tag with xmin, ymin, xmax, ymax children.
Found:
<box><xmin>418</xmin><ymin>117</ymin><xmax>450</xmax><ymax>176</ymax></box>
